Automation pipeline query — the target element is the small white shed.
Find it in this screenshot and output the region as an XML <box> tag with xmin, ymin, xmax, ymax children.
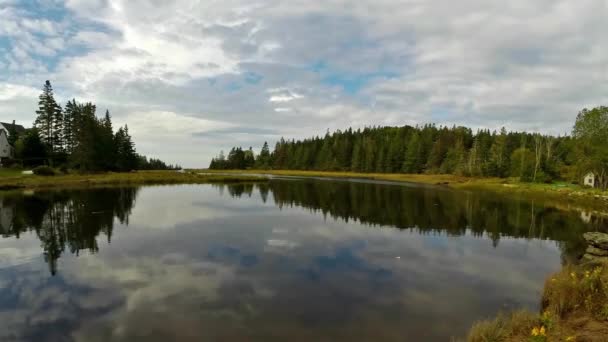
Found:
<box><xmin>583</xmin><ymin>172</ymin><xmax>598</xmax><ymax>188</ymax></box>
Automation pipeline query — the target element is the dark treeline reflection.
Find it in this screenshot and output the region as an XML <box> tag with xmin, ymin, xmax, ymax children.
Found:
<box><xmin>0</xmin><ymin>187</ymin><xmax>138</xmax><ymax>275</ymax></box>
<box><xmin>216</xmin><ymin>180</ymin><xmax>607</xmax><ymax>262</ymax></box>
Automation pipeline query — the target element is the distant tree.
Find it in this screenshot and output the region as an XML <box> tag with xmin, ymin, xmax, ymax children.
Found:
<box><xmin>573</xmin><ymin>106</ymin><xmax>608</xmax><ymax>189</ymax></box>
<box><xmin>71</xmin><ymin>102</ymin><xmax>99</xmax><ymax>170</ymax></box>
<box><xmin>441</xmin><ymin>138</ymin><xmax>466</xmax><ymax>174</ymax></box>
<box><xmin>208</xmin><ymin>121</ymin><xmax>580</xmax><ymax>184</ymax></box>
<box><xmin>115</xmin><ymin>125</ymin><xmax>137</xmax><ymax>171</ymax></box>
<box><xmin>19</xmin><ymin>129</ymin><xmax>48</xmax><ymax>167</ymax></box>
<box><xmin>510</xmin><ymin>148</ymin><xmax>535</xmax><ymax>182</ymax></box>
<box><xmin>99</xmin><ymin>110</ymin><xmax>116</xmax><ymax>170</ymax></box>
<box><xmin>63</xmin><ymin>99</ymin><xmax>79</xmax><ymax>153</ymax></box>
<box><xmin>488</xmin><ymin>128</ymin><xmax>509</xmax><ymax>177</ymax></box>
<box><xmin>256</xmin><ymin>142</ymin><xmax>271</xmax><ymax>169</ymax></box>
<box><xmin>244</xmin><ymin>147</ymin><xmax>255</xmax><ymax>169</ymax></box>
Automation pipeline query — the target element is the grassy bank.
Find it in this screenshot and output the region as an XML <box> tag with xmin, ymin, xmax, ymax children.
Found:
<box><xmin>467</xmin><ymin>262</ymin><xmax>608</xmax><ymax>341</ymax></box>
<box><xmin>199</xmin><ymin>169</ymin><xmax>608</xmax><ymax>210</ymax></box>
<box><xmin>0</xmin><ymin>170</ymin><xmax>267</xmax><ymax>190</ymax></box>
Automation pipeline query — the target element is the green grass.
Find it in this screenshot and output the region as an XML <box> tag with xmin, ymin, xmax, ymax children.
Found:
<box><xmin>0</xmin><ymin>168</ymin><xmax>25</xmax><ymax>177</ymax></box>
<box><xmin>0</xmin><ymin>170</ymin><xmax>267</xmax><ymax>190</ymax></box>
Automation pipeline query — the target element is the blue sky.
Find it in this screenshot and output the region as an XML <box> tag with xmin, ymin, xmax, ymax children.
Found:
<box><xmin>0</xmin><ymin>0</ymin><xmax>606</xmax><ymax>166</ymax></box>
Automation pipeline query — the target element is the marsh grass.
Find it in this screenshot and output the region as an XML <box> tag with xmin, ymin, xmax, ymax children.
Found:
<box><xmin>467</xmin><ymin>263</ymin><xmax>608</xmax><ymax>341</ymax></box>
<box><xmin>0</xmin><ymin>170</ymin><xmax>267</xmax><ymax>190</ymax></box>
<box><xmin>467</xmin><ymin>310</ymin><xmax>538</xmax><ymax>342</ymax></box>
<box><xmin>543</xmin><ymin>264</ymin><xmax>608</xmax><ymax>320</ymax></box>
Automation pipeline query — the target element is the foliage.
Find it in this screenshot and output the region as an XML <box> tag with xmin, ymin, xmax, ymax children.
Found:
<box><xmin>24</xmin><ymin>81</ymin><xmax>173</xmax><ymax>172</ymax></box>
<box><xmin>32</xmin><ymin>166</ymin><xmax>56</xmax><ymax>176</ymax></box>
<box><xmin>136</xmin><ymin>155</ymin><xmax>181</xmax><ymax>170</ymax></box>
<box><xmin>209</xmin><ymin>147</ymin><xmax>255</xmax><ymax>170</ymax></box>
<box><xmin>209</xmin><ymin>124</ymin><xmax>578</xmax><ymax>183</ymax></box>
<box><xmin>15</xmin><ymin>129</ymin><xmax>47</xmax><ymax>167</ymax></box>
<box><xmin>542</xmin><ymin>265</ymin><xmax>608</xmax><ymax>320</ymax></box>
<box><xmin>33</xmin><ymin>80</ymin><xmax>63</xmax><ymax>152</ymax></box>
<box><xmin>210</xmin><ymin>107</ymin><xmax>608</xmax><ymax>186</ymax></box>
<box><xmin>573</xmin><ymin>106</ymin><xmax>608</xmax><ymax>190</ymax></box>
<box><xmin>467</xmin><ymin>264</ymin><xmax>608</xmax><ymax>342</ymax></box>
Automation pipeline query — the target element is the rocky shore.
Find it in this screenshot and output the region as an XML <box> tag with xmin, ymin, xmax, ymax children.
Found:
<box><xmin>583</xmin><ymin>232</ymin><xmax>608</xmax><ymax>262</ymax></box>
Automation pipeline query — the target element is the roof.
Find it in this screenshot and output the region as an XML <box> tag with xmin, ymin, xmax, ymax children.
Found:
<box><xmin>0</xmin><ymin>122</ymin><xmax>26</xmax><ymax>135</ymax></box>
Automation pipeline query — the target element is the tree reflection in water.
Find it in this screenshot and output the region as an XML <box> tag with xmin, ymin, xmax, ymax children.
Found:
<box><xmin>0</xmin><ymin>187</ymin><xmax>139</xmax><ymax>275</ymax></box>
<box><xmin>0</xmin><ymin>180</ymin><xmax>606</xmax><ymax>276</ymax></box>
<box><xmin>215</xmin><ymin>180</ymin><xmax>607</xmax><ymax>263</ymax></box>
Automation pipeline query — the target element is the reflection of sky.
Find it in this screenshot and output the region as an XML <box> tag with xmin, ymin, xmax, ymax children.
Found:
<box><xmin>0</xmin><ymin>185</ymin><xmax>562</xmax><ymax>341</ymax></box>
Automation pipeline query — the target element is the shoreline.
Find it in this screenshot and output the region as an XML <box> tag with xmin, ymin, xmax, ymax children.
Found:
<box><xmin>199</xmin><ymin>169</ymin><xmax>608</xmax><ymax>211</ymax></box>
<box><xmin>0</xmin><ymin>170</ymin><xmax>268</xmax><ymax>191</ymax></box>
<box><xmin>1</xmin><ymin>169</ymin><xmax>607</xmax><ymax>212</ymax></box>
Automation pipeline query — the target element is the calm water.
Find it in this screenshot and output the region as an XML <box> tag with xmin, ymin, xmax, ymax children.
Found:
<box><xmin>0</xmin><ymin>179</ymin><xmax>604</xmax><ymax>341</ymax></box>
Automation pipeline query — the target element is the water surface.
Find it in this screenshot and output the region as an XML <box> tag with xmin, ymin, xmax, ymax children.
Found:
<box><xmin>0</xmin><ymin>179</ymin><xmax>604</xmax><ymax>341</ymax></box>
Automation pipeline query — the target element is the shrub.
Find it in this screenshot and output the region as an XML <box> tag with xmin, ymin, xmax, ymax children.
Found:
<box><xmin>467</xmin><ymin>310</ymin><xmax>537</xmax><ymax>342</ymax></box>
<box><xmin>542</xmin><ymin>264</ymin><xmax>608</xmax><ymax>319</ymax></box>
<box><xmin>32</xmin><ymin>166</ymin><xmax>56</xmax><ymax>176</ymax></box>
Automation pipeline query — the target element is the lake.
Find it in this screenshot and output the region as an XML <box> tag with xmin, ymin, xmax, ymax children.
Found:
<box><xmin>0</xmin><ymin>179</ymin><xmax>604</xmax><ymax>341</ymax></box>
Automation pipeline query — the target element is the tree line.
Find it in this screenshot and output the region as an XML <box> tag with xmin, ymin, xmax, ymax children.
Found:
<box><xmin>209</xmin><ymin>106</ymin><xmax>608</xmax><ymax>188</ymax></box>
<box><xmin>11</xmin><ymin>80</ymin><xmax>180</xmax><ymax>171</ymax></box>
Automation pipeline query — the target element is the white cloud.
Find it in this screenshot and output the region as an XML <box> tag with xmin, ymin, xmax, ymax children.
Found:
<box><xmin>0</xmin><ymin>0</ymin><xmax>606</xmax><ymax>165</ymax></box>
<box><xmin>269</xmin><ymin>93</ymin><xmax>303</xmax><ymax>103</ymax></box>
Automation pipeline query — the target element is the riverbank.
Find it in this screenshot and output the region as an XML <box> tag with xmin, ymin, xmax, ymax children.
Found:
<box><xmin>0</xmin><ymin>170</ymin><xmax>267</xmax><ymax>191</ymax></box>
<box><xmin>467</xmin><ymin>261</ymin><xmax>608</xmax><ymax>341</ymax></box>
<box><xmin>199</xmin><ymin>169</ymin><xmax>608</xmax><ymax>210</ymax></box>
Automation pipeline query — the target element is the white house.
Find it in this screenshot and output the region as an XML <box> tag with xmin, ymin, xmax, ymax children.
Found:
<box><xmin>0</xmin><ymin>122</ymin><xmax>25</xmax><ymax>138</ymax></box>
<box><xmin>583</xmin><ymin>172</ymin><xmax>599</xmax><ymax>188</ymax></box>
<box><xmin>0</xmin><ymin>129</ymin><xmax>11</xmax><ymax>159</ymax></box>
<box><xmin>0</xmin><ymin>121</ymin><xmax>25</xmax><ymax>164</ymax></box>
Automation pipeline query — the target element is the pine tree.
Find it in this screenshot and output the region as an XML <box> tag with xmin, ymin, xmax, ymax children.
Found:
<box><xmin>63</xmin><ymin>100</ymin><xmax>77</xmax><ymax>153</ymax></box>
<box><xmin>244</xmin><ymin>147</ymin><xmax>255</xmax><ymax>169</ymax></box>
<box><xmin>20</xmin><ymin>128</ymin><xmax>47</xmax><ymax>167</ymax></box>
<box><xmin>71</xmin><ymin>102</ymin><xmax>98</xmax><ymax>170</ymax></box>
<box><xmin>488</xmin><ymin>127</ymin><xmax>509</xmax><ymax>177</ymax></box>
<box><xmin>34</xmin><ymin>80</ymin><xmax>62</xmax><ymax>152</ymax></box>
<box><xmin>100</xmin><ymin>110</ymin><xmax>116</xmax><ymax>170</ymax></box>
<box><xmin>115</xmin><ymin>125</ymin><xmax>137</xmax><ymax>171</ymax></box>
<box><xmin>256</xmin><ymin>142</ymin><xmax>271</xmax><ymax>169</ymax></box>
<box><xmin>402</xmin><ymin>133</ymin><xmax>422</xmax><ymax>173</ymax></box>
<box><xmin>52</xmin><ymin>102</ymin><xmax>64</xmax><ymax>153</ymax></box>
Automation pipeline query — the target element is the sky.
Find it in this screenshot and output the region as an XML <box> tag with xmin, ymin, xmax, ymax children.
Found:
<box><xmin>0</xmin><ymin>0</ymin><xmax>606</xmax><ymax>167</ymax></box>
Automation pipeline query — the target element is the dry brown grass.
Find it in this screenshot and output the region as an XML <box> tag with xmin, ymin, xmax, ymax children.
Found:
<box><xmin>0</xmin><ymin>170</ymin><xmax>267</xmax><ymax>190</ymax></box>
<box><xmin>542</xmin><ymin>263</ymin><xmax>608</xmax><ymax>321</ymax></box>
<box><xmin>467</xmin><ymin>310</ymin><xmax>538</xmax><ymax>342</ymax></box>
<box><xmin>467</xmin><ymin>263</ymin><xmax>608</xmax><ymax>342</ymax></box>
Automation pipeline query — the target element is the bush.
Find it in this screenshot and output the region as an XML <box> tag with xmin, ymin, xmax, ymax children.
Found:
<box><xmin>33</xmin><ymin>166</ymin><xmax>56</xmax><ymax>176</ymax></box>
<box><xmin>542</xmin><ymin>264</ymin><xmax>608</xmax><ymax>319</ymax></box>
<box><xmin>467</xmin><ymin>310</ymin><xmax>538</xmax><ymax>342</ymax></box>
<box><xmin>467</xmin><ymin>264</ymin><xmax>608</xmax><ymax>342</ymax></box>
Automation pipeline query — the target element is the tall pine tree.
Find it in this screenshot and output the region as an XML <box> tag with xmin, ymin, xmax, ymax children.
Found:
<box><xmin>34</xmin><ymin>81</ymin><xmax>63</xmax><ymax>152</ymax></box>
